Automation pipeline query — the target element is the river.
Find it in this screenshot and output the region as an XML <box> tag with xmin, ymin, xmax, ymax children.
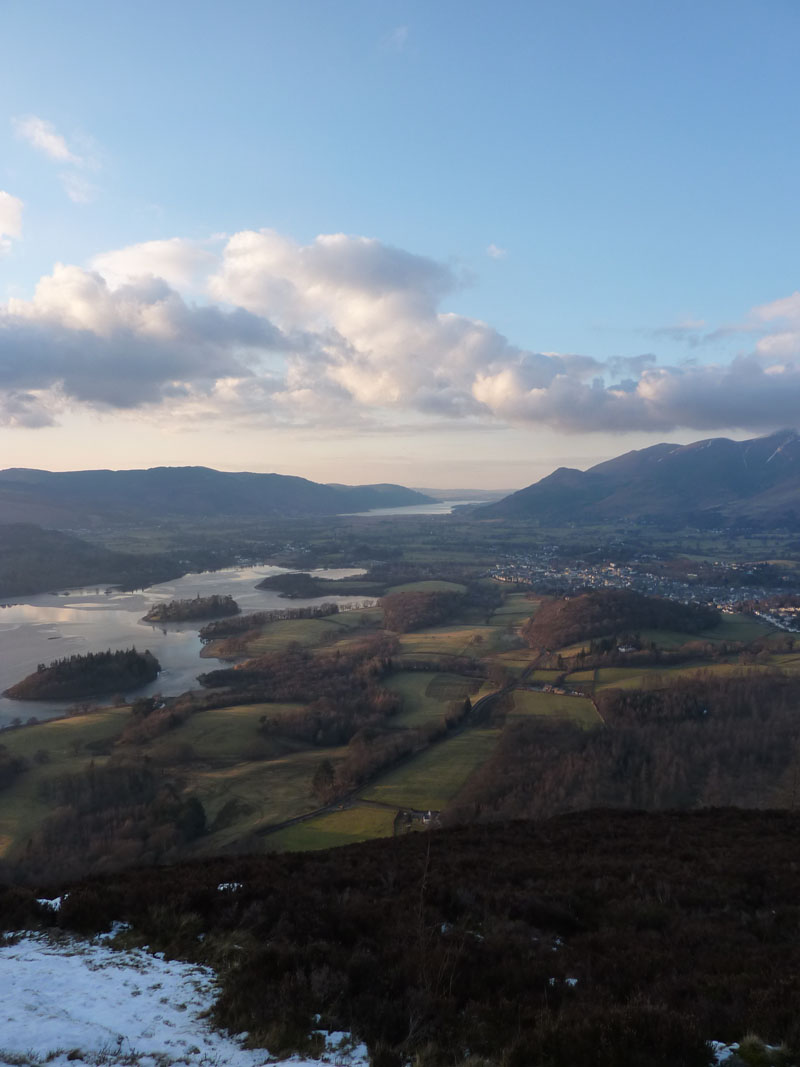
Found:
<box><xmin>0</xmin><ymin>565</ymin><xmax>369</xmax><ymax>729</ymax></box>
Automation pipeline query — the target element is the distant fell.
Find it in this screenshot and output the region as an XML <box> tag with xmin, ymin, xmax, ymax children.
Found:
<box><xmin>480</xmin><ymin>429</ymin><xmax>800</xmax><ymax>526</ymax></box>
<box><xmin>0</xmin><ymin>466</ymin><xmax>435</xmax><ymax>526</ymax></box>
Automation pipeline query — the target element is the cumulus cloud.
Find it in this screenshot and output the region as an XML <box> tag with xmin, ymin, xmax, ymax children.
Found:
<box><xmin>0</xmin><ymin>191</ymin><xmax>23</xmax><ymax>254</ymax></box>
<box><xmin>0</xmin><ymin>264</ymin><xmax>290</xmax><ymax>425</ymax></box>
<box><xmin>486</xmin><ymin>243</ymin><xmax>506</xmax><ymax>259</ymax></box>
<box><xmin>3</xmin><ymin>226</ymin><xmax>800</xmax><ymax>437</ymax></box>
<box><xmin>13</xmin><ymin>115</ymin><xmax>81</xmax><ymax>164</ymax></box>
<box><xmin>92</xmin><ymin>238</ymin><xmax>216</xmax><ymax>290</ymax></box>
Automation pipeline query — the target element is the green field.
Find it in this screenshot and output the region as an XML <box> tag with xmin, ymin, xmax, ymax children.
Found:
<box><xmin>638</xmin><ymin>613</ymin><xmax>776</xmax><ymax>649</ymax></box>
<box><xmin>387</xmin><ymin>671</ymin><xmax>480</xmax><ymax>727</ymax></box>
<box><xmin>0</xmin><ymin>708</ymin><xmax>130</xmax><ymax>856</ymax></box>
<box><xmin>142</xmin><ymin>702</ymin><xmax>307</xmax><ymax>763</ymax></box>
<box><xmin>266</xmin><ymin>804</ymin><xmax>397</xmax><ymax>851</ymax></box>
<box><xmin>386</xmin><ymin>580</ymin><xmax>467</xmax><ymax>594</ymax></box>
<box><xmin>397</xmin><ymin>624</ymin><xmax>502</xmax><ymax>659</ymax></box>
<box><xmin>360</xmin><ymin>727</ymin><xmax>500</xmax><ymax>810</ymax></box>
<box><xmin>0</xmin><ymin>702</ymin><xmax>348</xmax><ymax>859</ymax></box>
<box><xmin>244</xmin><ymin>610</ymin><xmax>379</xmax><ymax>655</ymax></box>
<box><xmin>491</xmin><ymin>649</ymin><xmax>536</xmax><ymax>672</ymax></box>
<box><xmin>190</xmin><ymin>746</ymin><xmax>350</xmax><ymax>851</ymax></box>
<box><xmin>589</xmin><ymin>661</ymin><xmax>779</xmax><ymax>692</ymax></box>
<box><xmin>528</xmin><ymin>669</ymin><xmax>563</xmax><ymax>682</ymax></box>
<box><xmin>508</xmin><ymin>688</ymin><xmax>602</xmax><ymax>727</ymax></box>
<box><xmin>0</xmin><ymin>707</ymin><xmax>126</xmax><ymax>763</ymax></box>
<box><xmin>490</xmin><ymin>593</ymin><xmax>540</xmax><ymax>622</ymax></box>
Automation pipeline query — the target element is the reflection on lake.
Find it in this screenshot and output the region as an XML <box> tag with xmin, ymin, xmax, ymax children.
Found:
<box><xmin>343</xmin><ymin>499</ymin><xmax>483</xmax><ymax>517</ymax></box>
<box><xmin>0</xmin><ymin>565</ymin><xmax>368</xmax><ymax>729</ymax></box>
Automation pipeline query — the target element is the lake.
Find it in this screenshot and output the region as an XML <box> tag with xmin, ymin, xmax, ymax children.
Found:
<box><xmin>343</xmin><ymin>499</ymin><xmax>484</xmax><ymax>516</ymax></box>
<box><xmin>0</xmin><ymin>565</ymin><xmax>369</xmax><ymax>729</ymax></box>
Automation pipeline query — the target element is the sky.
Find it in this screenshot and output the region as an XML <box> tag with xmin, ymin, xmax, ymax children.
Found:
<box><xmin>1</xmin><ymin>0</ymin><xmax>799</xmax><ymax>489</ymax></box>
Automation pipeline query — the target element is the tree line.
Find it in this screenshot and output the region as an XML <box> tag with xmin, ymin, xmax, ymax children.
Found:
<box><xmin>449</xmin><ymin>670</ymin><xmax>800</xmax><ymax>824</ymax></box>
<box><xmin>523</xmin><ymin>589</ymin><xmax>720</xmax><ymax>650</ymax></box>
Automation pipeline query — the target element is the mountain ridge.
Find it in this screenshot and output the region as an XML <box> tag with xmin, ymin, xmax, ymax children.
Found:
<box><xmin>480</xmin><ymin>429</ymin><xmax>800</xmax><ymax>526</ymax></box>
<box><xmin>0</xmin><ymin>465</ymin><xmax>436</xmax><ymax>526</ymax></box>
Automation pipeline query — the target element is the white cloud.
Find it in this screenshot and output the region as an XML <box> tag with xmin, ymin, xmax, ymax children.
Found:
<box><xmin>92</xmin><ymin>238</ymin><xmax>216</xmax><ymax>290</ymax></box>
<box><xmin>0</xmin><ymin>191</ymin><xmax>23</xmax><ymax>254</ymax></box>
<box><xmin>0</xmin><ymin>264</ymin><xmax>290</xmax><ymax>425</ymax></box>
<box><xmin>3</xmin><ymin>227</ymin><xmax>800</xmax><ymax>437</ymax></box>
<box><xmin>13</xmin><ymin>115</ymin><xmax>82</xmax><ymax>164</ymax></box>
<box><xmin>486</xmin><ymin>243</ymin><xmax>506</xmax><ymax>259</ymax></box>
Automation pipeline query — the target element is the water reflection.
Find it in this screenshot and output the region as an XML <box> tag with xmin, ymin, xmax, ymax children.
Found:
<box><xmin>0</xmin><ymin>565</ymin><xmax>368</xmax><ymax>728</ymax></box>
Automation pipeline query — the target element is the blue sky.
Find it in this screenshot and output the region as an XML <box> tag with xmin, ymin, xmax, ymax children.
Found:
<box><xmin>1</xmin><ymin>0</ymin><xmax>799</xmax><ymax>487</ymax></box>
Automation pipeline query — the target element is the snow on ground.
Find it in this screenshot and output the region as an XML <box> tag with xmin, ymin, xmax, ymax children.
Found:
<box><xmin>0</xmin><ymin>932</ymin><xmax>368</xmax><ymax>1067</ymax></box>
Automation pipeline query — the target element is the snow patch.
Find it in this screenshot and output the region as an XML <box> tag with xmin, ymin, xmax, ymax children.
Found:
<box><xmin>36</xmin><ymin>895</ymin><xmax>65</xmax><ymax>912</ymax></box>
<box><xmin>709</xmin><ymin>1040</ymin><xmax>737</xmax><ymax>1063</ymax></box>
<box><xmin>0</xmin><ymin>932</ymin><xmax>368</xmax><ymax>1067</ymax></box>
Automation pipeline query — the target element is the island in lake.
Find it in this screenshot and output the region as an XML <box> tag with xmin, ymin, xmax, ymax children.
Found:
<box><xmin>4</xmin><ymin>648</ymin><xmax>161</xmax><ymax>701</ymax></box>
<box><xmin>142</xmin><ymin>594</ymin><xmax>240</xmax><ymax>623</ymax></box>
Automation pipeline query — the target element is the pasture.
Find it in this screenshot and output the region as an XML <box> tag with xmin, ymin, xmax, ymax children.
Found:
<box><xmin>190</xmin><ymin>745</ymin><xmax>350</xmax><ymax>851</ymax></box>
<box><xmin>359</xmin><ymin>727</ymin><xmax>501</xmax><ymax>811</ymax></box>
<box><xmin>266</xmin><ymin>804</ymin><xmax>397</xmax><ymax>852</ymax></box>
<box><xmin>245</xmin><ymin>609</ymin><xmax>379</xmax><ymax>655</ymax></box>
<box><xmin>397</xmin><ymin>624</ymin><xmax>502</xmax><ymax>660</ymax></box>
<box><xmin>508</xmin><ymin>688</ymin><xmax>602</xmax><ymax>727</ymax></box>
<box><xmin>142</xmin><ymin>702</ymin><xmax>307</xmax><ymax>764</ymax></box>
<box><xmin>387</xmin><ymin>671</ymin><xmax>480</xmax><ymax>727</ymax></box>
<box><xmin>386</xmin><ymin>580</ymin><xmax>467</xmax><ymax>594</ymax></box>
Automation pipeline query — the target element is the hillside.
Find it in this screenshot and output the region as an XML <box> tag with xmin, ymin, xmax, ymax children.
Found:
<box><xmin>0</xmin><ymin>523</ymin><xmax>180</xmax><ymax>597</ymax></box>
<box><xmin>522</xmin><ymin>589</ymin><xmax>720</xmax><ymax>650</ymax></box>
<box><xmin>481</xmin><ymin>429</ymin><xmax>800</xmax><ymax>527</ymax></box>
<box><xmin>3</xmin><ymin>811</ymin><xmax>799</xmax><ymax>1066</ymax></box>
<box><xmin>0</xmin><ymin>467</ymin><xmax>435</xmax><ymax>527</ymax></box>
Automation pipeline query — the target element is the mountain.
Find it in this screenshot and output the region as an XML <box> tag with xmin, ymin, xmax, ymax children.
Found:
<box><xmin>0</xmin><ymin>466</ymin><xmax>435</xmax><ymax>527</ymax></box>
<box><xmin>481</xmin><ymin>429</ymin><xmax>800</xmax><ymax>526</ymax></box>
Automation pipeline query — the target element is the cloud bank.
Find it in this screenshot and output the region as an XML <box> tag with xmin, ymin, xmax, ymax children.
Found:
<box><xmin>2</xmin><ymin>227</ymin><xmax>800</xmax><ymax>436</ymax></box>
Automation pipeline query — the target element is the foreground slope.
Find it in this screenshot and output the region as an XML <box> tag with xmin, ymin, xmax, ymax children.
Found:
<box><xmin>2</xmin><ymin>810</ymin><xmax>798</xmax><ymax>1067</ymax></box>
<box><xmin>482</xmin><ymin>429</ymin><xmax>800</xmax><ymax>526</ymax></box>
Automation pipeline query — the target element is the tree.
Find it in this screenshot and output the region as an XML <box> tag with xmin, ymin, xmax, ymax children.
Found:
<box><xmin>312</xmin><ymin>759</ymin><xmax>337</xmax><ymax>804</ymax></box>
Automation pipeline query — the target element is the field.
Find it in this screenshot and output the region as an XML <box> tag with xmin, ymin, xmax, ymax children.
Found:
<box><xmin>586</xmin><ymin>661</ymin><xmax>781</xmax><ymax>692</ymax></box>
<box><xmin>0</xmin><ymin>710</ymin><xmax>127</xmax><ymax>856</ymax></box>
<box><xmin>397</xmin><ymin>624</ymin><xmax>503</xmax><ymax>659</ymax></box>
<box><xmin>242</xmin><ymin>609</ymin><xmax>380</xmax><ymax>655</ymax></box>
<box><xmin>387</xmin><ymin>671</ymin><xmax>480</xmax><ymax>727</ymax></box>
<box><xmin>0</xmin><ymin>702</ymin><xmax>349</xmax><ymax>860</ymax></box>
<box><xmin>508</xmin><ymin>688</ymin><xmax>602</xmax><ymax>727</ymax></box>
<box><xmin>489</xmin><ymin>592</ymin><xmax>540</xmax><ymax>622</ymax></box>
<box><xmin>188</xmin><ymin>745</ymin><xmax>350</xmax><ymax>851</ymax></box>
<box><xmin>359</xmin><ymin>727</ymin><xmax>501</xmax><ymax>810</ymax></box>
<box><xmin>3</xmin><ymin>544</ymin><xmax>799</xmax><ymax>876</ymax></box>
<box><xmin>638</xmin><ymin>612</ymin><xmax>776</xmax><ymax>648</ymax></box>
<box><xmin>386</xmin><ymin>579</ymin><xmax>467</xmax><ymax>594</ymax></box>
<box><xmin>141</xmin><ymin>702</ymin><xmax>306</xmax><ymax>763</ymax></box>
<box><xmin>266</xmin><ymin>803</ymin><xmax>397</xmax><ymax>852</ymax></box>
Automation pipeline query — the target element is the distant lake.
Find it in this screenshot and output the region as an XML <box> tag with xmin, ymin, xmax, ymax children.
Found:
<box><xmin>0</xmin><ymin>565</ymin><xmax>368</xmax><ymax>729</ymax></box>
<box><xmin>343</xmin><ymin>499</ymin><xmax>484</xmax><ymax>517</ymax></box>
